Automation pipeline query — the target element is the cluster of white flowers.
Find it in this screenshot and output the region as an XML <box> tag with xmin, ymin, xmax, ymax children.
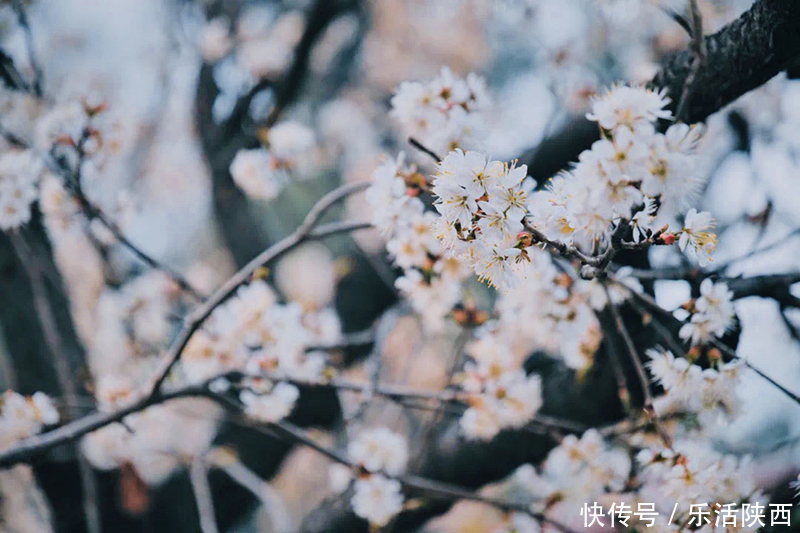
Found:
<box><xmin>647</xmin><ymin>348</ymin><xmax>743</xmax><ymax>418</ymax></box>
<box><xmin>422</xmin><ymin>84</ymin><xmax>717</xmax><ymax>293</ymax></box>
<box><xmin>489</xmin><ymin>255</ymin><xmax>642</xmax><ymax>371</ymax></box>
<box><xmin>458</xmin><ymin>332</ymin><xmax>543</xmax><ymax>440</ymax></box>
<box><xmin>34</xmin><ymin>99</ymin><xmax>125</xmax><ymax>172</ymax></box>
<box><xmin>34</xmin><ymin>100</ymin><xmax>91</xmax><ymax>152</ymax></box>
<box><xmin>516</xmin><ymin>429</ymin><xmax>631</xmax><ymax>510</ymax></box>
<box><xmin>431</xmin><ymin>149</ymin><xmax>533</xmax><ymax>290</ymax></box>
<box><xmin>391</xmin><ymin>67</ymin><xmax>491</xmax><ymax>157</ymax></box>
<box><xmin>637</xmin><ymin>440</ymin><xmax>764</xmax><ymax>519</ymax></box>
<box><xmin>343</xmin><ymin>427</ymin><xmax>408</xmax><ymax>527</ymax></box>
<box><xmin>365</xmin><ymin>153</ymin><xmax>468</xmax><ymax>330</ymax></box>
<box><xmin>229</xmin><ymin>121</ymin><xmax>316</xmax><ymax>200</ymax></box>
<box><xmin>180</xmin><ymin>279</ymin><xmax>337</xmax><ymax>385</ymax></box>
<box><xmin>0</xmin><ymin>96</ymin><xmax>128</xmax><ymax>238</ymax></box>
<box><xmin>529</xmin><ymin>85</ymin><xmax>706</xmax><ymax>252</ymax></box>
<box><xmin>0</xmin><ymin>391</ymin><xmax>59</xmax><ymax>452</ymax></box>
<box><xmin>678</xmin><ymin>279</ymin><xmax>736</xmax><ymax>346</ymax></box>
<box><xmin>351</xmin><ymin>474</ymin><xmax>404</xmax><ymax>527</ymax></box>
<box><xmin>0</xmin><ymin>150</ymin><xmax>43</xmax><ymax>230</ymax></box>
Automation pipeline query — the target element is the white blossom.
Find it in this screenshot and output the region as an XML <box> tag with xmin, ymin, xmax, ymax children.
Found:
<box><xmin>0</xmin><ymin>150</ymin><xmax>43</xmax><ymax>230</ymax></box>
<box><xmin>679</xmin><ymin>208</ymin><xmax>717</xmax><ymax>266</ymax></box>
<box><xmin>586</xmin><ymin>84</ymin><xmax>671</xmax><ymax>132</ymax></box>
<box><xmin>239</xmin><ymin>382</ymin><xmax>300</xmax><ymax>423</ymax></box>
<box><xmin>351</xmin><ymin>474</ymin><xmax>404</xmax><ymax>527</ymax></box>
<box><xmin>1</xmin><ymin>391</ymin><xmax>59</xmax><ymax>452</ymax></box>
<box><xmin>229</xmin><ymin>148</ymin><xmax>287</xmax><ymax>200</ymax></box>
<box><xmin>199</xmin><ymin>17</ymin><xmax>233</xmax><ymax>62</ymax></box>
<box><xmin>678</xmin><ymin>279</ymin><xmax>735</xmax><ymax>345</ymax></box>
<box><xmin>348</xmin><ymin>427</ymin><xmax>408</xmax><ymax>476</ymax></box>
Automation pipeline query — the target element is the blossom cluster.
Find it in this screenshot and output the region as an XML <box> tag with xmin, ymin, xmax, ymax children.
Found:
<box><xmin>647</xmin><ymin>348</ymin><xmax>743</xmax><ymax>420</ymax></box>
<box><xmin>431</xmin><ymin>149</ymin><xmax>533</xmax><ymax>290</ymax></box>
<box><xmin>81</xmin><ymin>400</ymin><xmax>218</xmax><ymax>485</ymax></box>
<box><xmin>506</xmin><ymin>426</ymin><xmax>766</xmax><ymax>530</ymax></box>
<box><xmin>458</xmin><ymin>332</ymin><xmax>543</xmax><ymax>440</ymax></box>
<box><xmin>328</xmin><ymin>427</ymin><xmax>409</xmax><ymax>527</ymax></box>
<box><xmin>0</xmin><ymin>150</ymin><xmax>43</xmax><ymax>230</ymax></box>
<box><xmin>636</xmin><ymin>440</ymin><xmax>764</xmax><ymax>522</ymax></box>
<box><xmin>491</xmin><ymin>256</ymin><xmax>647</xmax><ymax>371</ymax></box>
<box><xmin>678</xmin><ymin>278</ymin><xmax>736</xmax><ymax>346</ymax></box>
<box><xmin>365</xmin><ymin>153</ymin><xmax>468</xmax><ymax>330</ymax></box>
<box><xmin>79</xmin><ymin>276</ymin><xmax>340</xmax><ymax>481</ymax></box>
<box><xmin>530</xmin><ymin>85</ymin><xmax>707</xmax><ymax>254</ymax></box>
<box><xmin>423</xmin><ymin>84</ymin><xmax>719</xmax><ymax>293</ymax></box>
<box><xmin>516</xmin><ymin>429</ymin><xmax>631</xmax><ymax>509</ymax></box>
<box><xmin>0</xmin><ymin>97</ymin><xmax>128</xmax><ymax>235</ymax></box>
<box><xmin>0</xmin><ymin>391</ymin><xmax>59</xmax><ymax>452</ymax></box>
<box><xmin>391</xmin><ymin>67</ymin><xmax>491</xmax><ymax>157</ymax></box>
<box><xmin>181</xmin><ymin>279</ymin><xmax>338</xmax><ymax>391</ymax></box>
<box><xmin>229</xmin><ymin>121</ymin><xmax>316</xmax><ymax>201</ymax></box>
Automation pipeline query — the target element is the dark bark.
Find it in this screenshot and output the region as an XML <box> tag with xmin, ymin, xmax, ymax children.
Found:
<box><xmin>0</xmin><ymin>219</ymin><xmax>95</xmax><ymax>533</ymax></box>
<box><xmin>523</xmin><ymin>0</ymin><xmax>800</xmax><ymax>183</ymax></box>
<box><xmin>195</xmin><ymin>0</ymin><xmax>360</xmax><ymax>268</ymax></box>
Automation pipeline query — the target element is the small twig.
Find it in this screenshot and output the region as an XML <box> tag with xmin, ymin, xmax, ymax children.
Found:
<box><xmin>0</xmin><ymin>123</ymin><xmax>27</xmax><ymax>148</ymax></box>
<box><xmin>190</xmin><ymin>457</ymin><xmax>219</xmax><ymax>533</ymax></box>
<box><xmin>602</xmin><ymin>281</ymin><xmax>673</xmax><ymax>448</ymax></box>
<box><xmin>408</xmin><ymin>137</ymin><xmax>442</xmax><ymax>163</ymax></box>
<box><xmin>674</xmin><ymin>0</ymin><xmax>706</xmax><ymax>122</ymax></box>
<box><xmin>410</xmin><ymin>328</ymin><xmax>471</xmax><ymax>468</ymax></box>
<box><xmin>74</xmin><ymin>194</ymin><xmax>205</xmax><ymax>301</ymax></box>
<box><xmin>625</xmin><ymin>294</ymin><xmax>687</xmax><ymax>358</ymax></box>
<box><xmin>306</xmin><ymin>328</ymin><xmax>375</xmax><ymax>352</ymax></box>
<box><xmin>663</xmin><ymin>5</ymin><xmax>693</xmax><ymax>37</ymax></box>
<box><xmin>597</xmin><ymin>309</ymin><xmax>633</xmax><ymax>413</ymax></box>
<box><xmin>522</xmin><ymin>219</ymin><xmax>646</xmax><ymax>278</ymax></box>
<box><xmin>211</xmin><ymin>452</ymin><xmax>293</xmax><ymax>533</ymax></box>
<box><xmin>716</xmin><ymin>227</ymin><xmax>800</xmax><ymax>272</ymax></box>
<box><xmin>255</xmin><ymin>373</ymin><xmax>461</xmax><ymax>404</ymax></box>
<box><xmin>780</xmin><ymin>308</ymin><xmax>800</xmax><ymax>344</ymax></box>
<box><xmin>11</xmin><ymin>0</ymin><xmax>42</xmax><ymax>96</ymax></box>
<box><xmin>709</xmin><ymin>338</ymin><xmax>800</xmax><ymax>405</ymax></box>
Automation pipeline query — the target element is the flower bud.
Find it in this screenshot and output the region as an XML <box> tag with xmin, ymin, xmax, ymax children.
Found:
<box><xmin>657</xmin><ymin>232</ymin><xmax>677</xmax><ymax>245</ymax></box>
<box><xmin>687</xmin><ymin>346</ymin><xmax>701</xmax><ymax>363</ymax></box>
<box><xmin>516</xmin><ymin>231</ymin><xmax>533</xmax><ymax>247</ymax></box>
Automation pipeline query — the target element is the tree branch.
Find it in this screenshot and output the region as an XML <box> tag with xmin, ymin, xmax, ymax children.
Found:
<box><xmin>147</xmin><ymin>182</ymin><xmax>371</xmax><ymax>394</ymax></box>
